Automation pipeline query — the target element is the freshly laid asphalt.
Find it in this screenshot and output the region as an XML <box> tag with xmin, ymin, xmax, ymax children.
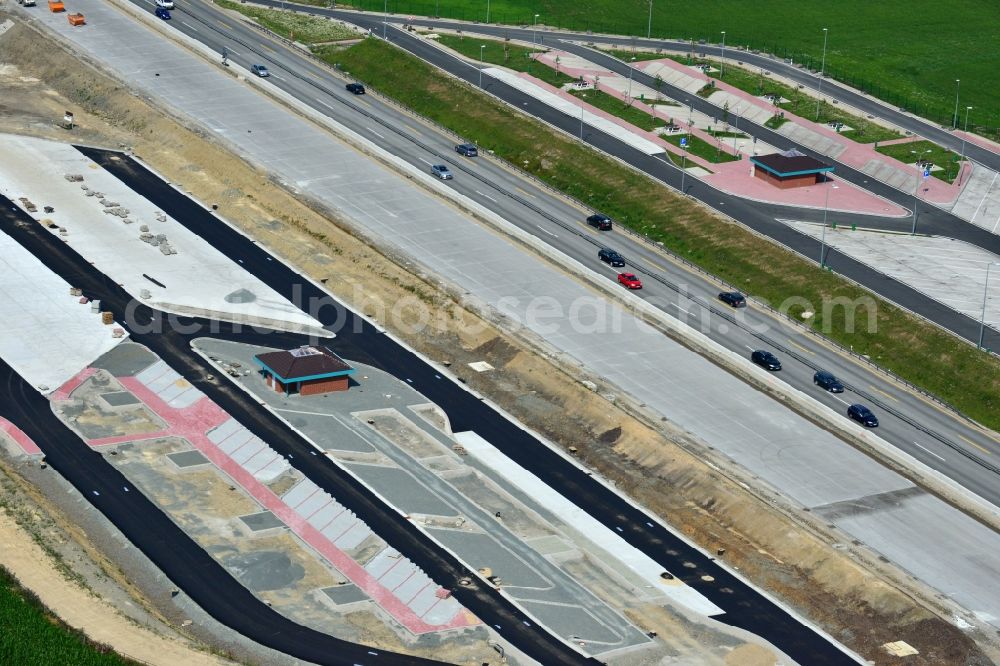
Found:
<box><xmin>1</xmin><ymin>146</ymin><xmax>856</xmax><ymax>664</ymax></box>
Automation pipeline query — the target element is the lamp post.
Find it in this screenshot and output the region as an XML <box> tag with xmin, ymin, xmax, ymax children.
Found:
<box><xmin>383</xmin><ymin>0</ymin><xmax>388</xmax><ymax>39</ymax></box>
<box><xmin>953</xmin><ymin>79</ymin><xmax>960</xmax><ymax>129</ymax></box>
<box><xmin>647</xmin><ymin>0</ymin><xmax>653</xmax><ymax>39</ymax></box>
<box><xmin>980</xmin><ymin>262</ymin><xmax>1000</xmax><ymax>350</ymax></box>
<box><xmin>910</xmin><ymin>148</ymin><xmax>932</xmax><ymax>235</ymax></box>
<box><xmin>815</xmin><ymin>27</ymin><xmax>828</xmax><ymax>121</ymax></box>
<box><xmin>680</xmin><ymin>143</ymin><xmax>688</xmax><ymax>194</ymax></box>
<box><xmin>479</xmin><ymin>45</ymin><xmax>485</xmax><ymax>88</ymax></box>
<box><xmin>959</xmin><ymin>106</ymin><xmax>973</xmax><ymax>185</ymax></box>
<box><xmin>820</xmin><ymin>182</ymin><xmax>838</xmax><ymax>266</ymax></box>
<box><xmin>532</xmin><ymin>14</ymin><xmax>540</xmax><ymax>47</ymax></box>
<box><xmin>720</xmin><ymin>31</ymin><xmax>726</xmax><ymax>79</ymax></box>
<box><xmin>486</xmin><ymin>0</ymin><xmax>490</xmax><ymax>24</ymax></box>
<box><xmin>626</xmin><ymin>56</ymin><xmax>637</xmax><ymax>102</ymax></box>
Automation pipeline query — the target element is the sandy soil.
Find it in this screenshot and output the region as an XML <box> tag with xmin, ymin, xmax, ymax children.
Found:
<box><xmin>0</xmin><ymin>10</ymin><xmax>996</xmax><ymax>666</ymax></box>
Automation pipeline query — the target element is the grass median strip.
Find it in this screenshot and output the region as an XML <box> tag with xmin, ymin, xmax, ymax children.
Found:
<box><xmin>0</xmin><ymin>566</ymin><xmax>135</xmax><ymax>665</ymax></box>
<box><xmin>313</xmin><ymin>38</ymin><xmax>1000</xmax><ymax>430</ymax></box>
<box><xmin>663</xmin><ymin>133</ymin><xmax>741</xmax><ymax>163</ymax></box>
<box><xmin>432</xmin><ymin>34</ymin><xmax>577</xmax><ymax>88</ymax></box>
<box><xmin>875</xmin><ymin>139</ymin><xmax>961</xmax><ymax>184</ymax></box>
<box><xmin>214</xmin><ymin>0</ymin><xmax>358</xmax><ymax>43</ymax></box>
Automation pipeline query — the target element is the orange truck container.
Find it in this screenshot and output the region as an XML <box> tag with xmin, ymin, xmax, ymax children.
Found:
<box><xmin>48</xmin><ymin>0</ymin><xmax>65</xmax><ymax>11</ymax></box>
<box><xmin>67</xmin><ymin>12</ymin><xmax>85</xmax><ymax>25</ymax></box>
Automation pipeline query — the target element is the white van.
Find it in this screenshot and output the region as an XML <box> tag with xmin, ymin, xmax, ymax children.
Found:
<box><xmin>155</xmin><ymin>0</ymin><xmax>174</xmax><ymax>8</ymax></box>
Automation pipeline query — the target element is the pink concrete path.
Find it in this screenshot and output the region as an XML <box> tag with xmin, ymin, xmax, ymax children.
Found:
<box><xmin>0</xmin><ymin>417</ymin><xmax>42</xmax><ymax>455</ymax></box>
<box><xmin>956</xmin><ymin>130</ymin><xmax>1000</xmax><ymax>156</ymax></box>
<box><xmin>50</xmin><ymin>366</ymin><xmax>477</xmax><ymax>634</ymax></box>
<box><xmin>515</xmin><ymin>59</ymin><xmax>904</xmax><ymax>215</ymax></box>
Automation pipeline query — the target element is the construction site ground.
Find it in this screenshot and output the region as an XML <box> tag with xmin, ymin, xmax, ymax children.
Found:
<box><xmin>0</xmin><ymin>9</ymin><xmax>995</xmax><ymax>666</ymax></box>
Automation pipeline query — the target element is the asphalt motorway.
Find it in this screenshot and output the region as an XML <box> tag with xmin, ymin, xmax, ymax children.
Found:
<box><xmin>132</xmin><ymin>2</ymin><xmax>1000</xmax><ymax>503</ymax></box>
<box><xmin>65</xmin><ymin>147</ymin><xmax>860</xmax><ymax>664</ymax></box>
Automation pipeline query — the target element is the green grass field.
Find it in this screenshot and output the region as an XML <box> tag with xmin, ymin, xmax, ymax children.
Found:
<box><xmin>875</xmin><ymin>139</ymin><xmax>961</xmax><ymax>184</ymax></box>
<box><xmin>336</xmin><ymin>0</ymin><xmax>1000</xmax><ymax>141</ymax></box>
<box><xmin>663</xmin><ymin>133</ymin><xmax>741</xmax><ymax>163</ymax></box>
<box><xmin>433</xmin><ymin>33</ymin><xmax>576</xmax><ymax>87</ymax></box>
<box><xmin>662</xmin><ymin>55</ymin><xmax>900</xmax><ymax>143</ymax></box>
<box><xmin>0</xmin><ymin>566</ymin><xmax>134</xmax><ymax>665</ymax></box>
<box><xmin>215</xmin><ymin>0</ymin><xmax>357</xmax><ymax>43</ymax></box>
<box><xmin>567</xmin><ymin>88</ymin><xmax>665</xmax><ymax>132</ymax></box>
<box><xmin>314</xmin><ymin>37</ymin><xmax>1000</xmax><ymax>430</ymax></box>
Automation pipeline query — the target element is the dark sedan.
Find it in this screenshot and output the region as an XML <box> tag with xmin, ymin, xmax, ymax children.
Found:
<box><xmin>751</xmin><ymin>350</ymin><xmax>781</xmax><ymax>371</ymax></box>
<box><xmin>813</xmin><ymin>370</ymin><xmax>845</xmax><ymax>393</ymax></box>
<box><xmin>847</xmin><ymin>404</ymin><xmax>879</xmax><ymax>428</ymax></box>
<box><xmin>718</xmin><ymin>291</ymin><xmax>746</xmax><ymax>308</ymax></box>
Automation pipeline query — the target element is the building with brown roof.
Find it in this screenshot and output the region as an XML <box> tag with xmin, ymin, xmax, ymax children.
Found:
<box><xmin>750</xmin><ymin>149</ymin><xmax>834</xmax><ymax>189</ymax></box>
<box><xmin>253</xmin><ymin>346</ymin><xmax>354</xmax><ymax>396</ymax></box>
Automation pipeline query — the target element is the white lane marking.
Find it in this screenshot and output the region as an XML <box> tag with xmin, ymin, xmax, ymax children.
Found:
<box><xmin>181</xmin><ymin>21</ymin><xmax>198</xmax><ymax>31</ymax></box>
<box><xmin>315</xmin><ymin>98</ymin><xmax>335</xmax><ymax>110</ymax></box>
<box><xmin>913</xmin><ymin>441</ymin><xmax>945</xmax><ymax>461</ymax></box>
<box><xmin>418</xmin><ymin>157</ymin><xmax>433</xmax><ymax>166</ymax></box>
<box><xmin>535</xmin><ymin>224</ymin><xmax>557</xmax><ymax>237</ymax></box>
<box><xmin>475</xmin><ymin>190</ymin><xmax>498</xmax><ymax>203</ymax></box>
<box><xmin>744</xmin><ymin>344</ymin><xmax>755</xmax><ymax>351</ymax></box>
<box><xmin>831</xmin><ymin>395</ymin><xmax>850</xmax><ymax>406</ymax></box>
<box><xmin>271</xmin><ymin>74</ymin><xmax>285</xmax><ymax>82</ymax></box>
<box><xmin>365</xmin><ymin>127</ymin><xmax>385</xmax><ymax>139</ymax></box>
<box><xmin>667</xmin><ymin>302</ymin><xmax>691</xmax><ymax>315</ymax></box>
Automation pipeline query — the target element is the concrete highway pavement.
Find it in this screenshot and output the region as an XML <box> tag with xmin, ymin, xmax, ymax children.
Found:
<box><xmin>140</xmin><ymin>1</ymin><xmax>1000</xmax><ymax>504</ymax></box>
<box><xmin>64</xmin><ymin>148</ymin><xmax>853</xmax><ymax>664</ymax></box>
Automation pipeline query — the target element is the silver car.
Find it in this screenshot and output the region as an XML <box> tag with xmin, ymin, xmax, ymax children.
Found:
<box><xmin>431</xmin><ymin>164</ymin><xmax>453</xmax><ymax>180</ymax></box>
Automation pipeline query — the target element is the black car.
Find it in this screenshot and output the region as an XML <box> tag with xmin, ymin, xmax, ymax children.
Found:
<box><xmin>346</xmin><ymin>82</ymin><xmax>366</xmax><ymax>95</ymax></box>
<box><xmin>718</xmin><ymin>291</ymin><xmax>746</xmax><ymax>308</ymax></box>
<box><xmin>813</xmin><ymin>370</ymin><xmax>845</xmax><ymax>393</ymax></box>
<box><xmin>751</xmin><ymin>350</ymin><xmax>781</xmax><ymax>371</ymax></box>
<box><xmin>587</xmin><ymin>214</ymin><xmax>613</xmax><ymax>231</ymax></box>
<box><xmin>598</xmin><ymin>248</ymin><xmax>625</xmax><ymax>267</ymax></box>
<box><xmin>847</xmin><ymin>404</ymin><xmax>879</xmax><ymax>427</ymax></box>
<box><xmin>455</xmin><ymin>143</ymin><xmax>478</xmax><ymax>157</ymax></box>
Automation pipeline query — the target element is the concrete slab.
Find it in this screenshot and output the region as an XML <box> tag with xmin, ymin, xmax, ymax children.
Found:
<box><xmin>0</xmin><ymin>229</ymin><xmax>124</xmax><ymax>393</ymax></box>
<box><xmin>321</xmin><ymin>584</ymin><xmax>368</xmax><ymax>605</ymax></box>
<box><xmin>167</xmin><ymin>450</ymin><xmax>210</xmax><ymax>468</ymax></box>
<box><xmin>776</xmin><ymin>121</ymin><xmax>848</xmax><ymax>159</ymax></box>
<box><xmin>785</xmin><ymin>222</ymin><xmax>1000</xmax><ymax>331</ymax></box>
<box><xmin>0</xmin><ymin>134</ymin><xmax>327</xmax><ymax>336</ymax></box>
<box><xmin>90</xmin><ymin>343</ymin><xmax>157</xmax><ymax>377</ymax></box>
<box><xmin>344</xmin><ymin>463</ymin><xmax>458</xmax><ymax>516</ymax></box>
<box><xmin>951</xmin><ymin>163</ymin><xmax>1000</xmax><ymax>233</ymax></box>
<box><xmin>483</xmin><ymin>67</ymin><xmax>665</xmax><ymax>156</ymax></box>
<box><xmin>239</xmin><ymin>510</ymin><xmax>286</xmax><ymax>532</ymax></box>
<box><xmin>100</xmin><ymin>391</ymin><xmax>140</xmax><ymax>407</ymax></box>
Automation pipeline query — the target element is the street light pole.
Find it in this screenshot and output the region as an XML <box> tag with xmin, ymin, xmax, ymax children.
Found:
<box><xmin>479</xmin><ymin>45</ymin><xmax>485</xmax><ymax>88</ymax></box>
<box><xmin>959</xmin><ymin>106</ymin><xmax>973</xmax><ymax>184</ymax></box>
<box><xmin>953</xmin><ymin>79</ymin><xmax>960</xmax><ymax>129</ymax></box>
<box><xmin>821</xmin><ymin>182</ymin><xmax>838</xmax><ymax>266</ymax></box>
<box><xmin>486</xmin><ymin>0</ymin><xmax>490</xmax><ymax>24</ymax></box>
<box><xmin>680</xmin><ymin>148</ymin><xmax>688</xmax><ymax>194</ymax></box>
<box><xmin>532</xmin><ymin>14</ymin><xmax>540</xmax><ymax>47</ymax></box>
<box><xmin>980</xmin><ymin>262</ymin><xmax>999</xmax><ymax>350</ymax></box>
<box><xmin>383</xmin><ymin>0</ymin><xmax>388</xmax><ymax>39</ymax></box>
<box><xmin>720</xmin><ymin>31</ymin><xmax>726</xmax><ymax>79</ymax></box>
<box><xmin>626</xmin><ymin>56</ymin><xmax>636</xmax><ymax>101</ymax></box>
<box><xmin>910</xmin><ymin>148</ymin><xmax>932</xmax><ymax>235</ymax></box>
<box><xmin>815</xmin><ymin>27</ymin><xmax>828</xmax><ymax>121</ymax></box>
<box><xmin>647</xmin><ymin>0</ymin><xmax>653</xmax><ymax>39</ymax></box>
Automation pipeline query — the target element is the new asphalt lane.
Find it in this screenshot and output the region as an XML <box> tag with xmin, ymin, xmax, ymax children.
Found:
<box><xmin>0</xmin><ymin>145</ymin><xmax>857</xmax><ymax>663</ymax></box>
<box><xmin>116</xmin><ymin>1</ymin><xmax>1000</xmax><ymax>506</ymax></box>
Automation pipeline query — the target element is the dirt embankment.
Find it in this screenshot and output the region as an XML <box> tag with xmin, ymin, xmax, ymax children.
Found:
<box><xmin>0</xmin><ymin>11</ymin><xmax>996</xmax><ymax>666</ymax></box>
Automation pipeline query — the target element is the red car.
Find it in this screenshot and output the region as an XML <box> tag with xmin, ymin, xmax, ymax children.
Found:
<box><xmin>618</xmin><ymin>272</ymin><xmax>642</xmax><ymax>289</ymax></box>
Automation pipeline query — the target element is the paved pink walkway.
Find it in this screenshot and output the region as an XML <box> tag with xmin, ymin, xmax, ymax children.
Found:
<box><xmin>519</xmin><ymin>57</ymin><xmax>904</xmax><ymax>215</ymax></box>
<box><xmin>533</xmin><ymin>51</ymin><xmax>972</xmax><ymax>207</ymax></box>
<box><xmin>956</xmin><ymin>130</ymin><xmax>1000</xmax><ymax>156</ymax></box>
<box><xmin>51</xmin><ymin>366</ymin><xmax>476</xmax><ymax>634</ymax></box>
<box><xmin>0</xmin><ymin>417</ymin><xmax>42</xmax><ymax>455</ymax></box>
